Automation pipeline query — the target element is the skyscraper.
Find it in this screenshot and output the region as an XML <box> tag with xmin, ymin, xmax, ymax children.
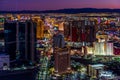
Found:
<box><xmin>4</xmin><ymin>20</ymin><xmax>37</xmax><ymax>63</ymax></box>
<box><xmin>4</xmin><ymin>22</ymin><xmax>16</xmax><ymax>60</ymax></box>
<box><xmin>54</xmin><ymin>48</ymin><xmax>71</xmax><ymax>74</ymax></box>
<box><xmin>32</xmin><ymin>17</ymin><xmax>44</xmax><ymax>39</ymax></box>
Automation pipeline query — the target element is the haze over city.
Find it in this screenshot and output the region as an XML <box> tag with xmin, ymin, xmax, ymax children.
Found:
<box><xmin>0</xmin><ymin>0</ymin><xmax>120</xmax><ymax>11</ymax></box>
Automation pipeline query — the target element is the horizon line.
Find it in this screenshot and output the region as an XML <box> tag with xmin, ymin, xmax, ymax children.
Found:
<box><xmin>1</xmin><ymin>7</ymin><xmax>120</xmax><ymax>12</ymax></box>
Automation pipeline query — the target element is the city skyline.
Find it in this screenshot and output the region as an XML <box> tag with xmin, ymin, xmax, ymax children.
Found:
<box><xmin>0</xmin><ymin>0</ymin><xmax>120</xmax><ymax>11</ymax></box>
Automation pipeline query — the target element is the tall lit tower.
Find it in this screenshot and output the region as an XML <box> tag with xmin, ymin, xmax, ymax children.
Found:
<box><xmin>32</xmin><ymin>17</ymin><xmax>44</xmax><ymax>39</ymax></box>
<box><xmin>54</xmin><ymin>48</ymin><xmax>71</xmax><ymax>75</ymax></box>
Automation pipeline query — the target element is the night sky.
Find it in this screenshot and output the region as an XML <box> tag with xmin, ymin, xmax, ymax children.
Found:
<box><xmin>0</xmin><ymin>0</ymin><xmax>120</xmax><ymax>11</ymax></box>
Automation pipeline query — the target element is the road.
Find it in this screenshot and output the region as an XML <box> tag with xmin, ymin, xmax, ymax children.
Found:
<box><xmin>36</xmin><ymin>56</ymin><xmax>49</xmax><ymax>80</ymax></box>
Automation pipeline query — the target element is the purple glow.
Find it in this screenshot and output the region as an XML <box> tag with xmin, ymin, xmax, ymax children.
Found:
<box><xmin>0</xmin><ymin>0</ymin><xmax>120</xmax><ymax>11</ymax></box>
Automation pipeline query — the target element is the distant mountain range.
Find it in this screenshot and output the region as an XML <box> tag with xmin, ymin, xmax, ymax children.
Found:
<box><xmin>0</xmin><ymin>8</ymin><xmax>120</xmax><ymax>14</ymax></box>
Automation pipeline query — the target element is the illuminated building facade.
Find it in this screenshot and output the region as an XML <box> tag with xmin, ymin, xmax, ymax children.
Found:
<box><xmin>94</xmin><ymin>42</ymin><xmax>113</xmax><ymax>55</ymax></box>
<box><xmin>54</xmin><ymin>48</ymin><xmax>71</xmax><ymax>74</ymax></box>
<box><xmin>64</xmin><ymin>20</ymin><xmax>96</xmax><ymax>43</ymax></box>
<box><xmin>0</xmin><ymin>54</ymin><xmax>9</xmax><ymax>70</ymax></box>
<box><xmin>88</xmin><ymin>64</ymin><xmax>104</xmax><ymax>78</ymax></box>
<box><xmin>106</xmin><ymin>42</ymin><xmax>113</xmax><ymax>55</ymax></box>
<box><xmin>94</xmin><ymin>42</ymin><xmax>105</xmax><ymax>55</ymax></box>
<box><xmin>32</xmin><ymin>17</ymin><xmax>44</xmax><ymax>39</ymax></box>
